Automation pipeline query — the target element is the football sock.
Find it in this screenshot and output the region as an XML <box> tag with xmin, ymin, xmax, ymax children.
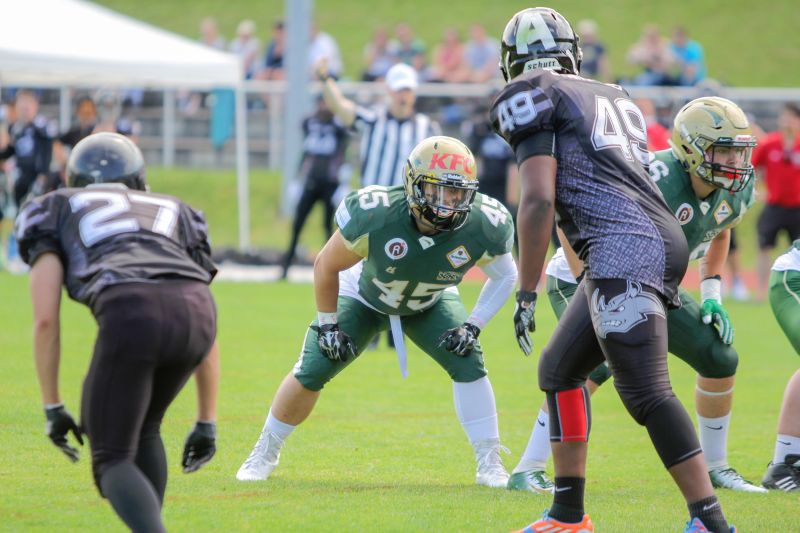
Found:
<box><xmin>697</xmin><ymin>413</ymin><xmax>730</xmax><ymax>470</ymax></box>
<box><xmin>773</xmin><ymin>434</ymin><xmax>800</xmax><ymax>464</ymax></box>
<box><xmin>100</xmin><ymin>461</ymin><xmax>166</xmax><ymax>533</ymax></box>
<box><xmin>688</xmin><ymin>495</ymin><xmax>728</xmax><ymax>533</ymax></box>
<box><xmin>266</xmin><ymin>409</ymin><xmax>296</xmax><ymax>440</ymax></box>
<box><xmin>135</xmin><ymin>425</ymin><xmax>168</xmax><ymax>505</ymax></box>
<box><xmin>513</xmin><ymin>409</ymin><xmax>551</xmax><ymax>473</ymax></box>
<box><xmin>549</xmin><ymin>477</ymin><xmax>585</xmax><ymax>523</ymax></box>
<box><xmin>453</xmin><ymin>377</ymin><xmax>499</xmax><ymax>443</ymax></box>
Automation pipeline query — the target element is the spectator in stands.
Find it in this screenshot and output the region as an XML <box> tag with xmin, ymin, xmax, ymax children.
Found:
<box><xmin>635</xmin><ymin>97</ymin><xmax>670</xmax><ymax>151</ymax></box>
<box><xmin>755</xmin><ymin>103</ymin><xmax>800</xmax><ymax>300</ymax></box>
<box><xmin>362</xmin><ymin>27</ymin><xmax>395</xmax><ymax>82</ymax></box>
<box><xmin>258</xmin><ymin>20</ymin><xmax>285</xmax><ymax>81</ymax></box>
<box><xmin>670</xmin><ymin>26</ymin><xmax>706</xmax><ymax>86</ymax></box>
<box><xmin>389</xmin><ymin>22</ymin><xmax>427</xmax><ymax>74</ymax></box>
<box><xmin>309</xmin><ymin>23</ymin><xmax>343</xmax><ymax>80</ymax></box>
<box><xmin>230</xmin><ymin>19</ymin><xmax>261</xmax><ymax>80</ymax></box>
<box><xmin>280</xmin><ymin>96</ymin><xmax>349</xmax><ymax>280</ymax></box>
<box><xmin>626</xmin><ymin>24</ymin><xmax>677</xmax><ymax>86</ymax></box>
<box><xmin>430</xmin><ymin>28</ymin><xmax>470</xmax><ymax>83</ymax></box>
<box><xmin>576</xmin><ymin>19</ymin><xmax>611</xmax><ymax>82</ymax></box>
<box><xmin>464</xmin><ymin>24</ymin><xmax>500</xmax><ymax>83</ymax></box>
<box><xmin>200</xmin><ymin>17</ymin><xmax>225</xmax><ymax>50</ymax></box>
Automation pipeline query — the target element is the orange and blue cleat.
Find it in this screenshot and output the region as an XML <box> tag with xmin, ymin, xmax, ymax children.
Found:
<box><xmin>513</xmin><ymin>509</ymin><xmax>594</xmax><ymax>533</ymax></box>
<box><xmin>684</xmin><ymin>517</ymin><xmax>737</xmax><ymax>532</ymax></box>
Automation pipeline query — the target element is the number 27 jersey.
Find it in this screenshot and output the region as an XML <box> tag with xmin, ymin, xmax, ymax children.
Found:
<box><xmin>15</xmin><ymin>185</ymin><xmax>217</xmax><ymax>307</ymax></box>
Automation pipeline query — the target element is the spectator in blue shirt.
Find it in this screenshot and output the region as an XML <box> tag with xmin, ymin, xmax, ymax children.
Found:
<box><xmin>670</xmin><ymin>26</ymin><xmax>706</xmax><ymax>86</ymax></box>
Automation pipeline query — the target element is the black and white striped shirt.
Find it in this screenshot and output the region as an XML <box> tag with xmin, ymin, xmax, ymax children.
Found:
<box><xmin>353</xmin><ymin>104</ymin><xmax>441</xmax><ymax>187</ymax></box>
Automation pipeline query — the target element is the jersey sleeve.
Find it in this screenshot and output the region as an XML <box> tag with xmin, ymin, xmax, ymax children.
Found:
<box><xmin>352</xmin><ymin>105</ymin><xmax>378</xmax><ymax>133</ymax></box>
<box><xmin>489</xmin><ymin>74</ymin><xmax>558</xmax><ymax>156</ymax></box>
<box><xmin>335</xmin><ymin>190</ymin><xmax>370</xmax><ymax>257</ymax></box>
<box><xmin>179</xmin><ymin>203</ymin><xmax>218</xmax><ymax>280</ymax></box>
<box><xmin>14</xmin><ymin>193</ymin><xmax>64</xmax><ymax>266</ymax></box>
<box><xmin>473</xmin><ymin>194</ymin><xmax>515</xmax><ymax>263</ymax></box>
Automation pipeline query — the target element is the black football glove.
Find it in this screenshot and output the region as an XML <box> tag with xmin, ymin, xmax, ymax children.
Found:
<box><xmin>310</xmin><ymin>323</ymin><xmax>357</xmax><ymax>362</ymax></box>
<box><xmin>513</xmin><ymin>290</ymin><xmax>537</xmax><ymax>356</ymax></box>
<box><xmin>44</xmin><ymin>404</ymin><xmax>84</xmax><ymax>462</ymax></box>
<box><xmin>182</xmin><ymin>421</ymin><xmax>217</xmax><ymax>473</ymax></box>
<box><xmin>438</xmin><ymin>322</ymin><xmax>481</xmax><ymax>357</ymax></box>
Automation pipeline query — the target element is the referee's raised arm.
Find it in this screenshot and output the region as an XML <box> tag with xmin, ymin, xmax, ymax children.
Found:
<box><xmin>316</xmin><ymin>58</ymin><xmax>356</xmax><ymax>127</ymax></box>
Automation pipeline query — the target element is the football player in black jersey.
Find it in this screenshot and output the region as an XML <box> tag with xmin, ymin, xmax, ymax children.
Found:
<box><xmin>490</xmin><ymin>8</ymin><xmax>734</xmax><ymax>533</ymax></box>
<box><xmin>16</xmin><ymin>133</ymin><xmax>219</xmax><ymax>533</ymax></box>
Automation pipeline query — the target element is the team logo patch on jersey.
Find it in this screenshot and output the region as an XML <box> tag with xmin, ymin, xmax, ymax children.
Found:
<box><xmin>419</xmin><ymin>236</ymin><xmax>435</xmax><ymax>250</ymax></box>
<box><xmin>699</xmin><ymin>201</ymin><xmax>710</xmax><ymax>215</ymax></box>
<box><xmin>714</xmin><ymin>201</ymin><xmax>732</xmax><ymax>225</ymax></box>
<box><xmin>447</xmin><ymin>246</ymin><xmax>471</xmax><ymax>268</ymax></box>
<box><xmin>385</xmin><ymin>238</ymin><xmax>408</xmax><ymax>260</ymax></box>
<box><xmin>675</xmin><ymin>203</ymin><xmax>694</xmax><ymax>225</ymax></box>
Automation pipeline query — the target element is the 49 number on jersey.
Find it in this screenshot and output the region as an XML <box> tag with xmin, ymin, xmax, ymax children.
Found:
<box><xmin>591</xmin><ymin>96</ymin><xmax>649</xmax><ymax>167</ymax></box>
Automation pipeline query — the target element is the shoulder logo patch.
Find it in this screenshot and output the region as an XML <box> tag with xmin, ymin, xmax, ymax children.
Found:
<box><xmin>699</xmin><ymin>201</ymin><xmax>710</xmax><ymax>215</ymax></box>
<box><xmin>385</xmin><ymin>238</ymin><xmax>408</xmax><ymax>260</ymax></box>
<box><xmin>675</xmin><ymin>203</ymin><xmax>694</xmax><ymax>225</ymax></box>
<box><xmin>447</xmin><ymin>245</ymin><xmax>471</xmax><ymax>268</ymax></box>
<box><xmin>713</xmin><ymin>200</ymin><xmax>732</xmax><ymax>225</ymax></box>
<box><xmin>418</xmin><ymin>236</ymin><xmax>435</xmax><ymax>250</ymax></box>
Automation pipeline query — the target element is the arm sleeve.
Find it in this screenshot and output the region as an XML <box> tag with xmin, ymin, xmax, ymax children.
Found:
<box><xmin>513</xmin><ymin>130</ymin><xmax>556</xmax><ymax>166</ymax></box>
<box><xmin>15</xmin><ymin>195</ymin><xmax>63</xmax><ymax>266</ymax></box>
<box><xmin>467</xmin><ymin>252</ymin><xmax>518</xmax><ymax>329</ymax></box>
<box><xmin>181</xmin><ymin>204</ymin><xmax>218</xmax><ymax>280</ymax></box>
<box><xmin>352</xmin><ymin>105</ymin><xmax>377</xmax><ymax>133</ymax></box>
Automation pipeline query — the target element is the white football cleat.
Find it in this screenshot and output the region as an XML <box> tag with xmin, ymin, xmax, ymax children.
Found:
<box><xmin>474</xmin><ymin>438</ymin><xmax>510</xmax><ymax>488</ymax></box>
<box><xmin>709</xmin><ymin>466</ymin><xmax>767</xmax><ymax>493</ymax></box>
<box><xmin>236</xmin><ymin>430</ymin><xmax>284</xmax><ymax>481</ymax></box>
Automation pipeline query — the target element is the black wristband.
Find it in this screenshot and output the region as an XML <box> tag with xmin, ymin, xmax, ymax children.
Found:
<box><xmin>516</xmin><ymin>290</ymin><xmax>538</xmax><ymax>304</ymax></box>
<box><xmin>702</xmin><ymin>274</ymin><xmax>722</xmax><ymax>281</ymax></box>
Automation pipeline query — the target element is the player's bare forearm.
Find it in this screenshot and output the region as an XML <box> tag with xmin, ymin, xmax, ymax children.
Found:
<box><xmin>700</xmin><ymin>229</ymin><xmax>731</xmax><ymax>279</ymax></box>
<box><xmin>194</xmin><ymin>341</ymin><xmax>220</xmax><ymax>422</ymax></box>
<box><xmin>321</xmin><ymin>78</ymin><xmax>356</xmax><ymax>128</ymax></box>
<box><xmin>557</xmin><ymin>227</ymin><xmax>584</xmax><ymax>279</ymax></box>
<box><xmin>314</xmin><ymin>230</ymin><xmax>363</xmax><ymax>314</ymax></box>
<box><xmin>29</xmin><ymin>254</ymin><xmax>65</xmax><ymax>405</ymax></box>
<box><xmin>517</xmin><ymin>156</ymin><xmax>557</xmax><ymax>292</ymax></box>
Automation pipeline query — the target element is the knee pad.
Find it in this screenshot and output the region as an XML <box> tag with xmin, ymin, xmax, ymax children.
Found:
<box><xmin>694</xmin><ymin>341</ymin><xmax>738</xmax><ymax>379</ymax></box>
<box><xmin>546</xmin><ymin>386</ymin><xmax>591</xmax><ymax>442</ymax></box>
<box><xmin>588</xmin><ymin>362</ymin><xmax>612</xmax><ymax>386</ymax></box>
<box><xmin>644</xmin><ymin>397</ymin><xmax>702</xmax><ymax>468</ymax></box>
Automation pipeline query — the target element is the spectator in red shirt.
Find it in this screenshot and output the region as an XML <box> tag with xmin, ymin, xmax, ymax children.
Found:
<box><xmin>636</xmin><ymin>97</ymin><xmax>670</xmax><ymax>150</ymax></box>
<box><xmin>755</xmin><ymin>103</ymin><xmax>800</xmax><ymax>300</ymax></box>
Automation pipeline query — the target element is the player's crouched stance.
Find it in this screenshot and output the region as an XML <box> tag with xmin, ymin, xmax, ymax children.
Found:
<box><xmin>236</xmin><ymin>136</ymin><xmax>518</xmax><ymax>487</ymax></box>
<box><xmin>16</xmin><ymin>133</ymin><xmax>219</xmax><ymax>533</ymax></box>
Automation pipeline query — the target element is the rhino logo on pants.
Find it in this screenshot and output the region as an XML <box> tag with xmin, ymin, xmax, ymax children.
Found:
<box><xmin>590</xmin><ymin>281</ymin><xmax>665</xmax><ymax>339</ymax></box>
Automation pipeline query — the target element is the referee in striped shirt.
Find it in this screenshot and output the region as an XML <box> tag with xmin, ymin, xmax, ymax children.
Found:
<box><xmin>317</xmin><ymin>62</ymin><xmax>440</xmax><ymax>187</ymax></box>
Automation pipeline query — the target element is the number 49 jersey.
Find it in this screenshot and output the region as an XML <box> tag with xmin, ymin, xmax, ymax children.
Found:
<box><xmin>15</xmin><ymin>185</ymin><xmax>217</xmax><ymax>307</ymax></box>
<box><xmin>335</xmin><ymin>185</ymin><xmax>514</xmax><ymax>316</ymax></box>
<box><xmin>490</xmin><ymin>69</ymin><xmax>687</xmax><ymax>305</ymax></box>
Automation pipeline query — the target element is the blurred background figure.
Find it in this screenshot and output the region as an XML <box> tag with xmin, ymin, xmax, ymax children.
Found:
<box><xmin>389</xmin><ymin>22</ymin><xmax>427</xmax><ymax>74</ymax></box>
<box><xmin>53</xmin><ymin>96</ymin><xmax>98</xmax><ymax>172</ymax></box>
<box><xmin>626</xmin><ymin>24</ymin><xmax>677</xmax><ymax>86</ymax></box>
<box><xmin>309</xmin><ymin>23</ymin><xmax>343</xmax><ymax>80</ymax></box>
<box><xmin>635</xmin><ymin>97</ymin><xmax>670</xmax><ymax>150</ymax></box>
<box><xmin>230</xmin><ymin>19</ymin><xmax>261</xmax><ymax>80</ymax></box>
<box><xmin>755</xmin><ymin>103</ymin><xmax>800</xmax><ymax>301</ymax></box>
<box><xmin>257</xmin><ymin>20</ymin><xmax>285</xmax><ymax>81</ymax></box>
<box><xmin>430</xmin><ymin>27</ymin><xmax>469</xmax><ymax>83</ymax></box>
<box><xmin>670</xmin><ymin>26</ymin><xmax>706</xmax><ymax>86</ymax></box>
<box><xmin>93</xmin><ymin>90</ymin><xmax>141</xmax><ymax>144</ymax></box>
<box><xmin>362</xmin><ymin>26</ymin><xmax>394</xmax><ymax>82</ymax></box>
<box><xmin>200</xmin><ymin>16</ymin><xmax>225</xmax><ymax>50</ymax></box>
<box><xmin>576</xmin><ymin>19</ymin><xmax>611</xmax><ymax>82</ymax></box>
<box><xmin>464</xmin><ymin>24</ymin><xmax>500</xmax><ymax>83</ymax></box>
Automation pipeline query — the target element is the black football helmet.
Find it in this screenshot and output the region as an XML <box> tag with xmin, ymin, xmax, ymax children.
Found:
<box><xmin>67</xmin><ymin>132</ymin><xmax>146</xmax><ymax>190</ymax></box>
<box><xmin>499</xmin><ymin>7</ymin><xmax>582</xmax><ymax>82</ymax></box>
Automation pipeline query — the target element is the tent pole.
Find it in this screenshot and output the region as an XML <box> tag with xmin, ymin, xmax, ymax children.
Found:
<box><xmin>235</xmin><ymin>84</ymin><xmax>250</xmax><ymax>250</ymax></box>
<box><xmin>162</xmin><ymin>89</ymin><xmax>176</xmax><ymax>167</ymax></box>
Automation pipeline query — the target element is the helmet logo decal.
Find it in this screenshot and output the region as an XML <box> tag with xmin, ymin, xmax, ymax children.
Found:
<box><xmin>428</xmin><ymin>153</ymin><xmax>474</xmax><ymax>173</ymax></box>
<box><xmin>516</xmin><ymin>11</ymin><xmax>556</xmax><ymax>53</ymax></box>
<box><xmin>385</xmin><ymin>238</ymin><xmax>408</xmax><ymax>260</ymax></box>
<box><xmin>675</xmin><ymin>203</ymin><xmax>694</xmax><ymax>225</ymax></box>
<box><xmin>703</xmin><ymin>108</ymin><xmax>725</xmax><ymax>128</ymax></box>
<box><xmin>713</xmin><ymin>201</ymin><xmax>732</xmax><ymax>225</ymax></box>
<box><xmin>447</xmin><ymin>245</ymin><xmax>471</xmax><ymax>268</ymax></box>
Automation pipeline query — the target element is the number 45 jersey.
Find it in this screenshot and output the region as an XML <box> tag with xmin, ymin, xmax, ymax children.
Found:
<box><xmin>15</xmin><ymin>185</ymin><xmax>217</xmax><ymax>307</ymax></box>
<box><xmin>490</xmin><ymin>69</ymin><xmax>687</xmax><ymax>305</ymax></box>
<box><xmin>335</xmin><ymin>185</ymin><xmax>514</xmax><ymax>316</ymax></box>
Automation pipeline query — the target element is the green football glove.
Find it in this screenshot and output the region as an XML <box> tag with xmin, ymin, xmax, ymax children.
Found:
<box><xmin>700</xmin><ymin>276</ymin><xmax>734</xmax><ymax>345</ymax></box>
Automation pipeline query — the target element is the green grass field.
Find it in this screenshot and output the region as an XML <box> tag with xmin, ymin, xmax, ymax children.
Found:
<box><xmin>1</xmin><ymin>270</ymin><xmax>798</xmax><ymax>531</ymax></box>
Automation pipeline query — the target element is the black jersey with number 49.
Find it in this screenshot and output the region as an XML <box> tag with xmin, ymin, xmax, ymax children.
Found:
<box><xmin>490</xmin><ymin>69</ymin><xmax>687</xmax><ymax>304</ymax></box>
<box><xmin>15</xmin><ymin>185</ymin><xmax>217</xmax><ymax>307</ymax></box>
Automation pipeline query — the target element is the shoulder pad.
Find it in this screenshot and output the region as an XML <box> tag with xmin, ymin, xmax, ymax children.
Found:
<box><xmin>471</xmin><ymin>193</ymin><xmax>514</xmax><ymax>256</ymax></box>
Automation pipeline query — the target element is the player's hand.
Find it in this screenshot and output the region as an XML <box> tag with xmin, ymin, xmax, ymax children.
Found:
<box><xmin>311</xmin><ymin>323</ymin><xmax>357</xmax><ymax>362</ymax></box>
<box><xmin>314</xmin><ymin>57</ymin><xmax>330</xmax><ymax>81</ymax></box>
<box><xmin>44</xmin><ymin>404</ymin><xmax>83</xmax><ymax>462</ymax></box>
<box><xmin>513</xmin><ymin>290</ymin><xmax>537</xmax><ymax>356</ymax></box>
<box><xmin>438</xmin><ymin>322</ymin><xmax>481</xmax><ymax>357</ymax></box>
<box><xmin>182</xmin><ymin>421</ymin><xmax>216</xmax><ymax>473</ymax></box>
<box><xmin>701</xmin><ymin>299</ymin><xmax>734</xmax><ymax>345</ymax></box>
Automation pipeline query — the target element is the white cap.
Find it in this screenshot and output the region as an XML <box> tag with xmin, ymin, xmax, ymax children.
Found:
<box><xmin>386</xmin><ymin>63</ymin><xmax>418</xmax><ymax>92</ymax></box>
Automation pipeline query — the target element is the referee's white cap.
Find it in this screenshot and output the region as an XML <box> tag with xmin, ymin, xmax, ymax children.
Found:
<box><xmin>386</xmin><ymin>64</ymin><xmax>418</xmax><ymax>92</ymax></box>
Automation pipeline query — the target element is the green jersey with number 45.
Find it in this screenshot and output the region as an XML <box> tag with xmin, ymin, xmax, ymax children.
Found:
<box><xmin>648</xmin><ymin>149</ymin><xmax>755</xmax><ymax>260</ymax></box>
<box><xmin>335</xmin><ymin>185</ymin><xmax>514</xmax><ymax>316</ymax></box>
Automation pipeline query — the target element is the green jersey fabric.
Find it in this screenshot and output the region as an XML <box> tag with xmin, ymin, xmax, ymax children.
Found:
<box><xmin>648</xmin><ymin>149</ymin><xmax>756</xmax><ymax>260</ymax></box>
<box><xmin>335</xmin><ymin>185</ymin><xmax>514</xmax><ymax>316</ymax></box>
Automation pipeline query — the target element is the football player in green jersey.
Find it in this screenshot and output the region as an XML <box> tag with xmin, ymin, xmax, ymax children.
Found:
<box><xmin>236</xmin><ymin>136</ymin><xmax>518</xmax><ymax>487</ymax></box>
<box><xmin>762</xmin><ymin>240</ymin><xmax>800</xmax><ymax>491</ymax></box>
<box><xmin>509</xmin><ymin>97</ymin><xmax>767</xmax><ymax>494</ymax></box>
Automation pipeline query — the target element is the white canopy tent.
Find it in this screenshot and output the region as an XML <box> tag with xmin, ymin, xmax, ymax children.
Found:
<box><xmin>0</xmin><ymin>0</ymin><xmax>252</xmax><ymax>247</ymax></box>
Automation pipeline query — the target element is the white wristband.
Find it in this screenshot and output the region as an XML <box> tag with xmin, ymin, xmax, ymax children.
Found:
<box><xmin>700</xmin><ymin>277</ymin><xmax>722</xmax><ymax>303</ymax></box>
<box><xmin>317</xmin><ymin>312</ymin><xmax>338</xmax><ymax>326</ymax></box>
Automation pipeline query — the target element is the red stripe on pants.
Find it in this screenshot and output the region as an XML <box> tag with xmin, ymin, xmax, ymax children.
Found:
<box><xmin>557</xmin><ymin>388</ymin><xmax>588</xmax><ymax>442</ymax></box>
